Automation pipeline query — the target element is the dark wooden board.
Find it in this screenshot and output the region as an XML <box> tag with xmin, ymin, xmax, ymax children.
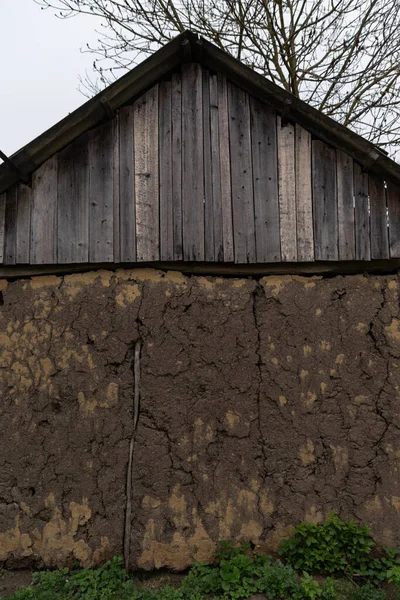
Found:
<box><xmin>171</xmin><ymin>73</ymin><xmax>183</xmax><ymax>260</ymax></box>
<box><xmin>16</xmin><ymin>183</ymin><xmax>32</xmax><ymax>264</ymax></box>
<box><xmin>337</xmin><ymin>150</ymin><xmax>355</xmax><ymax>261</ymax></box>
<box><xmin>277</xmin><ymin>117</ymin><xmax>296</xmax><ymax>261</ymax></box>
<box><xmin>250</xmin><ymin>98</ymin><xmax>280</xmax><ymax>262</ymax></box>
<box><xmin>159</xmin><ymin>81</ymin><xmax>174</xmax><ymax>261</ymax></box>
<box><xmin>217</xmin><ymin>73</ymin><xmax>233</xmax><ymax>262</ymax></box>
<box><xmin>312</xmin><ymin>140</ymin><xmax>338</xmax><ymax>261</ymax></box>
<box><xmin>209</xmin><ymin>74</ymin><xmax>224</xmax><ymax>262</ymax></box>
<box><xmin>0</xmin><ymin>193</ymin><xmax>5</xmax><ymax>264</ymax></box>
<box><xmin>119</xmin><ymin>106</ymin><xmax>136</xmax><ymax>262</ymax></box>
<box><xmin>228</xmin><ymin>82</ymin><xmax>255</xmax><ymax>263</ymax></box>
<box><xmin>387</xmin><ymin>181</ymin><xmax>400</xmax><ymax>258</ymax></box>
<box><xmin>89</xmin><ymin>121</ymin><xmax>114</xmax><ymax>262</ymax></box>
<box><xmin>203</xmin><ymin>69</ymin><xmax>215</xmax><ymax>261</ymax></box>
<box><xmin>31</xmin><ymin>155</ymin><xmax>58</xmax><ymax>264</ymax></box>
<box><xmin>369</xmin><ymin>174</ymin><xmax>389</xmax><ymax>259</ymax></box>
<box><xmin>134</xmin><ymin>85</ymin><xmax>159</xmax><ymax>262</ymax></box>
<box><xmin>113</xmin><ymin>115</ymin><xmax>120</xmax><ymax>263</ymax></box>
<box><xmin>182</xmin><ymin>63</ymin><xmax>204</xmax><ymax>261</ymax></box>
<box><xmin>353</xmin><ymin>163</ymin><xmax>370</xmax><ymax>260</ymax></box>
<box><xmin>4</xmin><ymin>185</ymin><xmax>18</xmax><ymax>265</ymax></box>
<box><xmin>57</xmin><ymin>133</ymin><xmax>89</xmax><ymax>263</ymax></box>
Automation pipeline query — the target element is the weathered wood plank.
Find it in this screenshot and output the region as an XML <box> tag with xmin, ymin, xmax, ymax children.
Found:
<box><xmin>203</xmin><ymin>69</ymin><xmax>215</xmax><ymax>262</ymax></box>
<box><xmin>182</xmin><ymin>64</ymin><xmax>204</xmax><ymax>261</ymax></box>
<box><xmin>209</xmin><ymin>74</ymin><xmax>224</xmax><ymax>262</ymax></box>
<box><xmin>57</xmin><ymin>133</ymin><xmax>89</xmax><ymax>263</ymax></box>
<box><xmin>369</xmin><ymin>174</ymin><xmax>389</xmax><ymax>259</ymax></box>
<box><xmin>277</xmin><ymin>117</ymin><xmax>296</xmax><ymax>262</ymax></box>
<box><xmin>16</xmin><ymin>183</ymin><xmax>32</xmax><ymax>264</ymax></box>
<box><xmin>387</xmin><ymin>181</ymin><xmax>400</xmax><ymax>258</ymax></box>
<box><xmin>159</xmin><ymin>81</ymin><xmax>174</xmax><ymax>261</ymax></box>
<box><xmin>337</xmin><ymin>150</ymin><xmax>355</xmax><ymax>261</ymax></box>
<box><xmin>0</xmin><ymin>193</ymin><xmax>5</xmax><ymax>264</ymax></box>
<box><xmin>134</xmin><ymin>84</ymin><xmax>159</xmax><ymax>262</ymax></box>
<box><xmin>217</xmin><ymin>73</ymin><xmax>234</xmax><ymax>262</ymax></box>
<box><xmin>312</xmin><ymin>140</ymin><xmax>338</xmax><ymax>261</ymax></box>
<box><xmin>4</xmin><ymin>185</ymin><xmax>18</xmax><ymax>265</ymax></box>
<box><xmin>119</xmin><ymin>105</ymin><xmax>136</xmax><ymax>262</ymax></box>
<box><xmin>171</xmin><ymin>73</ymin><xmax>183</xmax><ymax>261</ymax></box>
<box><xmin>295</xmin><ymin>124</ymin><xmax>313</xmax><ymax>262</ymax></box>
<box><xmin>31</xmin><ymin>156</ymin><xmax>58</xmax><ymax>264</ymax></box>
<box><xmin>113</xmin><ymin>114</ymin><xmax>120</xmax><ymax>263</ymax></box>
<box><xmin>251</xmin><ymin>98</ymin><xmax>280</xmax><ymax>262</ymax></box>
<box><xmin>228</xmin><ymin>82</ymin><xmax>255</xmax><ymax>263</ymax></box>
<box><xmin>89</xmin><ymin>121</ymin><xmax>114</xmax><ymax>262</ymax></box>
<box><xmin>354</xmin><ymin>163</ymin><xmax>370</xmax><ymax>260</ymax></box>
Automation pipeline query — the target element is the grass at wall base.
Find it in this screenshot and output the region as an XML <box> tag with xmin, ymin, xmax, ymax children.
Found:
<box><xmin>2</xmin><ymin>514</ymin><xmax>400</xmax><ymax>600</ymax></box>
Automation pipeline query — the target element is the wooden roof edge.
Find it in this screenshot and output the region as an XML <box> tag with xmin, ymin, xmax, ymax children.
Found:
<box><xmin>1</xmin><ymin>29</ymin><xmax>399</xmax><ymax>194</ymax></box>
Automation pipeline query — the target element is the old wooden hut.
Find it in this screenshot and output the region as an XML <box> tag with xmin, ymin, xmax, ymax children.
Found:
<box><xmin>1</xmin><ymin>31</ymin><xmax>400</xmax><ymax>571</ymax></box>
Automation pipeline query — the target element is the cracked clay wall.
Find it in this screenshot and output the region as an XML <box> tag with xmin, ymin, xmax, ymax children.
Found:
<box><xmin>1</xmin><ymin>269</ymin><xmax>400</xmax><ymax>570</ymax></box>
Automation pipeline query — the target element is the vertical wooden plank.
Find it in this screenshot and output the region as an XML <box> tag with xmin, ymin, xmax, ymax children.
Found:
<box><xmin>369</xmin><ymin>174</ymin><xmax>389</xmax><ymax>259</ymax></box>
<box><xmin>295</xmin><ymin>124</ymin><xmax>314</xmax><ymax>262</ymax></box>
<box><xmin>228</xmin><ymin>82</ymin><xmax>255</xmax><ymax>263</ymax></box>
<box><xmin>31</xmin><ymin>156</ymin><xmax>57</xmax><ymax>264</ymax></box>
<box><xmin>277</xmin><ymin>116</ymin><xmax>296</xmax><ymax>261</ymax></box>
<box><xmin>337</xmin><ymin>150</ymin><xmax>355</xmax><ymax>260</ymax></box>
<box><xmin>354</xmin><ymin>163</ymin><xmax>370</xmax><ymax>260</ymax></box>
<box><xmin>387</xmin><ymin>181</ymin><xmax>400</xmax><ymax>258</ymax></box>
<box><xmin>312</xmin><ymin>140</ymin><xmax>338</xmax><ymax>261</ymax></box>
<box><xmin>16</xmin><ymin>183</ymin><xmax>31</xmax><ymax>264</ymax></box>
<box><xmin>171</xmin><ymin>73</ymin><xmax>183</xmax><ymax>261</ymax></box>
<box><xmin>119</xmin><ymin>106</ymin><xmax>136</xmax><ymax>262</ymax></box>
<box><xmin>250</xmin><ymin>98</ymin><xmax>280</xmax><ymax>262</ymax></box>
<box><xmin>89</xmin><ymin>121</ymin><xmax>114</xmax><ymax>262</ymax></box>
<box><xmin>113</xmin><ymin>114</ymin><xmax>120</xmax><ymax>263</ymax></box>
<box><xmin>159</xmin><ymin>81</ymin><xmax>174</xmax><ymax>261</ymax></box>
<box><xmin>209</xmin><ymin>74</ymin><xmax>224</xmax><ymax>262</ymax></box>
<box><xmin>0</xmin><ymin>193</ymin><xmax>5</xmax><ymax>264</ymax></box>
<box><xmin>134</xmin><ymin>84</ymin><xmax>159</xmax><ymax>262</ymax></box>
<box><xmin>4</xmin><ymin>185</ymin><xmax>17</xmax><ymax>265</ymax></box>
<box><xmin>182</xmin><ymin>64</ymin><xmax>204</xmax><ymax>261</ymax></box>
<box><xmin>203</xmin><ymin>70</ymin><xmax>215</xmax><ymax>262</ymax></box>
<box><xmin>57</xmin><ymin>134</ymin><xmax>89</xmax><ymax>264</ymax></box>
<box><xmin>217</xmin><ymin>74</ymin><xmax>234</xmax><ymax>262</ymax></box>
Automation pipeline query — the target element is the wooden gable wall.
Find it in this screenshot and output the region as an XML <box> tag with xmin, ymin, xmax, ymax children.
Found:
<box><xmin>1</xmin><ymin>63</ymin><xmax>400</xmax><ymax>267</ymax></box>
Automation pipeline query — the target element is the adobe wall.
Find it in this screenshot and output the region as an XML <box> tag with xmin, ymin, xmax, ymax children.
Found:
<box><xmin>1</xmin><ymin>269</ymin><xmax>400</xmax><ymax>570</ymax></box>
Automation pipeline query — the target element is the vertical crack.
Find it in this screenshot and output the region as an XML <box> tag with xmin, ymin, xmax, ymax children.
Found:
<box><xmin>123</xmin><ymin>338</ymin><xmax>142</xmax><ymax>568</ymax></box>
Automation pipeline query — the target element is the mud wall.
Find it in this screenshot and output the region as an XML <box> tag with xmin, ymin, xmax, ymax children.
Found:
<box><xmin>1</xmin><ymin>269</ymin><xmax>400</xmax><ymax>570</ymax></box>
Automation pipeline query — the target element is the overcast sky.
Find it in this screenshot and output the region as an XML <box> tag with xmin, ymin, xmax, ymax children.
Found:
<box><xmin>1</xmin><ymin>0</ymin><xmax>102</xmax><ymax>158</ymax></box>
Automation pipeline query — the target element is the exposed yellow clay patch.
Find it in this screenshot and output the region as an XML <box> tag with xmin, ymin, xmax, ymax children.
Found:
<box><xmin>279</xmin><ymin>396</ymin><xmax>287</xmax><ymax>406</ymax></box>
<box><xmin>364</xmin><ymin>495</ymin><xmax>382</xmax><ymax>514</ymax></box>
<box><xmin>269</xmin><ymin>343</ymin><xmax>275</xmax><ymax>351</ymax></box>
<box><xmin>300</xmin><ymin>369</ymin><xmax>308</xmax><ymax>379</ymax></box>
<box><xmin>64</xmin><ymin>271</ymin><xmax>112</xmax><ymax>299</ymax></box>
<box><xmin>320</xmin><ymin>382</ymin><xmax>327</xmax><ymax>393</ymax></box>
<box><xmin>286</xmin><ymin>355</ymin><xmax>292</xmax><ymax>363</ymax></box>
<box><xmin>301</xmin><ymin>391</ymin><xmax>317</xmax><ymax>407</ymax></box>
<box><xmin>391</xmin><ymin>497</ymin><xmax>400</xmax><ymax>511</ymax></box>
<box><xmin>115</xmin><ymin>283</ymin><xmax>141</xmax><ymax>307</ymax></box>
<box><xmin>305</xmin><ymin>506</ymin><xmax>323</xmax><ymax>523</ymax></box>
<box><xmin>315</xmin><ymin>308</ymin><xmax>322</xmax><ymax>316</ymax></box>
<box><xmin>330</xmin><ymin>369</ymin><xmax>337</xmax><ymax>376</ymax></box>
<box><xmin>0</xmin><ymin>279</ymin><xmax>8</xmax><ymax>291</ymax></box>
<box><xmin>262</xmin><ymin>276</ymin><xmax>288</xmax><ymax>296</ymax></box>
<box><xmin>0</xmin><ymin>517</ymin><xmax>33</xmax><ymax>561</ymax></box>
<box><xmin>169</xmin><ymin>485</ymin><xmax>189</xmax><ymax>528</ymax></box>
<box><xmin>260</xmin><ymin>489</ymin><xmax>274</xmax><ymax>515</ymax></box>
<box><xmin>320</xmin><ymin>340</ymin><xmax>331</xmax><ymax>351</ymax></box>
<box><xmin>226</xmin><ymin>410</ymin><xmax>240</xmax><ymax>428</ymax></box>
<box><xmin>299</xmin><ymin>440</ymin><xmax>315</xmax><ymax>465</ymax></box>
<box><xmin>385</xmin><ymin>319</ymin><xmax>400</xmax><ymax>342</ymax></box>
<box><xmin>193</xmin><ymin>418</ymin><xmax>213</xmax><ymax>445</ymax></box>
<box><xmin>20</xmin><ymin>502</ymin><xmax>32</xmax><ymax>516</ymax></box>
<box><xmin>142</xmin><ymin>496</ymin><xmax>161</xmax><ymax>510</ymax></box>
<box><xmin>29</xmin><ymin>275</ymin><xmax>61</xmax><ymax>290</ymax></box>
<box><xmin>271</xmin><ymin>357</ymin><xmax>279</xmax><ymax>366</ymax></box>
<box><xmin>336</xmin><ymin>354</ymin><xmax>345</xmax><ymax>365</ymax></box>
<box><xmin>388</xmin><ymin>280</ymin><xmax>398</xmax><ymax>290</ymax></box>
<box><xmin>232</xmin><ymin>279</ymin><xmax>246</xmax><ymax>288</ymax></box>
<box><xmin>304</xmin><ymin>282</ymin><xmax>316</xmax><ymax>289</ymax></box>
<box><xmin>303</xmin><ymin>345</ymin><xmax>312</xmax><ymax>357</ymax></box>
<box><xmin>78</xmin><ymin>387</ymin><xmax>117</xmax><ymax>415</ymax></box>
<box><xmin>330</xmin><ymin>445</ymin><xmax>348</xmax><ymax>472</ymax></box>
<box><xmin>356</xmin><ymin>322</ymin><xmax>368</xmax><ymax>333</ymax></box>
